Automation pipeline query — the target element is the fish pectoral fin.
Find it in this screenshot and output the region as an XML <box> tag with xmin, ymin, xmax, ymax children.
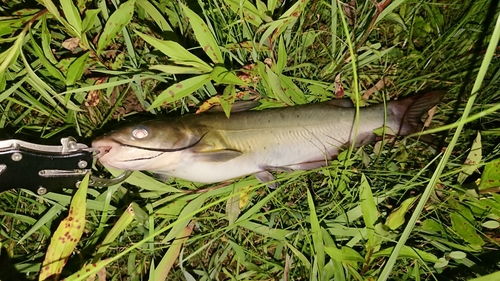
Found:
<box><xmin>193</xmin><ymin>149</ymin><xmax>242</xmax><ymax>162</ymax></box>
<box><xmin>254</xmin><ymin>171</ymin><xmax>278</xmax><ymax>189</ymax></box>
<box><xmin>152</xmin><ymin>172</ymin><xmax>170</xmax><ymax>183</ymax></box>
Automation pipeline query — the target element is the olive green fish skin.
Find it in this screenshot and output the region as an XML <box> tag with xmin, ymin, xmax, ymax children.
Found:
<box><xmin>92</xmin><ymin>91</ymin><xmax>444</xmax><ymax>184</ymax></box>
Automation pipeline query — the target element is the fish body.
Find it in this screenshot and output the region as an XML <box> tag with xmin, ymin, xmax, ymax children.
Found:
<box><xmin>92</xmin><ymin>91</ymin><xmax>444</xmax><ymax>185</ymax></box>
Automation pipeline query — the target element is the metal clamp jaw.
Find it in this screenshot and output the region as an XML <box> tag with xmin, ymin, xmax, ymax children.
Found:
<box><xmin>0</xmin><ymin>137</ymin><xmax>131</xmax><ymax>195</ymax></box>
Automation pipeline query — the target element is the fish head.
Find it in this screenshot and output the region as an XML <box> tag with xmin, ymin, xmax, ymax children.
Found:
<box><xmin>92</xmin><ymin>120</ymin><xmax>193</xmax><ymax>171</ymax></box>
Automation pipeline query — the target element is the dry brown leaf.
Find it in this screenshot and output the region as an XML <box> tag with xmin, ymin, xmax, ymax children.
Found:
<box><xmin>62</xmin><ymin>37</ymin><xmax>80</xmax><ymax>52</ymax></box>
<box><xmin>363</xmin><ymin>77</ymin><xmax>390</xmax><ymax>100</ymax></box>
<box><xmin>424</xmin><ymin>105</ymin><xmax>437</xmax><ymax>127</ymax></box>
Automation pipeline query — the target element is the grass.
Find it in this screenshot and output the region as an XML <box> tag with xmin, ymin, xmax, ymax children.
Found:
<box><xmin>1</xmin><ymin>0</ymin><xmax>500</xmax><ymax>280</ymax></box>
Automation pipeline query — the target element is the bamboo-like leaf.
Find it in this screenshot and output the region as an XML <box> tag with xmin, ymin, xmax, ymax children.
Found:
<box><xmin>42</xmin><ymin>0</ymin><xmax>63</xmax><ymax>23</ymax></box>
<box><xmin>468</xmin><ymin>271</ymin><xmax>500</xmax><ymax>281</ymax></box>
<box><xmin>0</xmin><ymin>30</ymin><xmax>25</xmax><ymax>75</ymax></box>
<box><xmin>225</xmin><ymin>0</ymin><xmax>265</xmax><ymax>26</ymax></box>
<box><xmin>478</xmin><ymin>160</ymin><xmax>500</xmax><ymax>191</ymax></box>
<box><xmin>359</xmin><ymin>174</ymin><xmax>378</xmax><ymax>247</ymax></box>
<box><xmin>97</xmin><ymin>0</ymin><xmax>136</xmax><ymax>54</ymax></box>
<box><xmin>66</xmin><ymin>52</ymin><xmax>89</xmax><ymax>86</ymax></box>
<box><xmin>276</xmin><ymin>36</ymin><xmax>286</xmax><ymax>74</ymax></box>
<box><xmin>220</xmin><ymin>84</ymin><xmax>236</xmax><ymax>118</ymax></box>
<box><xmin>93</xmin><ymin>203</ymin><xmax>137</xmax><ymax>262</ymax></box>
<box><xmin>210</xmin><ymin>66</ymin><xmax>246</xmax><ymax>85</ymax></box>
<box><xmin>280</xmin><ymin>74</ymin><xmax>306</xmax><ymax>104</ymax></box>
<box><xmin>150</xmin><ymin>65</ymin><xmax>205</xmax><ymax>75</ymax></box>
<box><xmin>161</xmin><ymin>193</ymin><xmax>207</xmax><ymax>243</ymax></box>
<box><xmin>450</xmin><ymin>213</ymin><xmax>484</xmax><ymax>246</ymax></box>
<box><xmin>135</xmin><ymin>31</ymin><xmax>212</xmax><ymax>71</ymax></box>
<box><xmin>385</xmin><ymin>197</ymin><xmax>418</xmax><ymax>230</ymax></box>
<box><xmin>19</xmin><ymin>205</ymin><xmax>64</xmax><ymax>243</ymax></box>
<box><xmin>307</xmin><ymin>188</ymin><xmax>325</xmax><ymax>272</ymax></box>
<box><xmin>64</xmin><ymin>258</ymin><xmax>111</xmax><ymax>281</ymax></box>
<box><xmin>180</xmin><ymin>2</ymin><xmax>222</xmax><ymax>64</ymax></box>
<box><xmin>41</xmin><ymin>16</ymin><xmax>58</xmax><ymax>64</ymax></box>
<box><xmin>372</xmin><ymin>245</ymin><xmax>439</xmax><ymax>263</ymax></box>
<box><xmin>154</xmin><ymin>221</ymin><xmax>195</xmax><ymax>281</ymax></box>
<box><xmin>148</xmin><ymin>74</ymin><xmax>211</xmax><ymax>109</ymax></box>
<box><xmin>82</xmin><ymin>9</ymin><xmax>101</xmax><ymax>33</ymax></box>
<box><xmin>136</xmin><ymin>0</ymin><xmax>172</xmax><ymax>32</ymax></box>
<box><xmin>237</xmin><ymin>220</ymin><xmax>289</xmax><ymax>241</ymax></box>
<box><xmin>29</xmin><ymin>34</ymin><xmax>65</xmax><ymax>80</ymax></box>
<box><xmin>266</xmin><ymin>65</ymin><xmax>293</xmax><ymax>105</ymax></box>
<box><xmin>324</xmin><ymin>246</ymin><xmax>364</xmax><ymax>262</ymax></box>
<box><xmin>60</xmin><ymin>0</ymin><xmax>82</xmax><ymax>34</ymax></box>
<box><xmin>38</xmin><ymin>173</ymin><xmax>89</xmax><ymax>281</ymax></box>
<box><xmin>226</xmin><ymin>190</ymin><xmax>241</xmax><ymax>226</ymax></box>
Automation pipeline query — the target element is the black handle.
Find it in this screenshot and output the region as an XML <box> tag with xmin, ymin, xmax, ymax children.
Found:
<box><xmin>0</xmin><ymin>148</ymin><xmax>93</xmax><ymax>194</ymax></box>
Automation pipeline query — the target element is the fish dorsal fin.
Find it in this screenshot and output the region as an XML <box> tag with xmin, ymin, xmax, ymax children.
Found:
<box><xmin>192</xmin><ymin>148</ymin><xmax>242</xmax><ymax>162</ymax></box>
<box><xmin>395</xmin><ymin>90</ymin><xmax>446</xmax><ymax>135</ymax></box>
<box><xmin>206</xmin><ymin>100</ymin><xmax>260</xmax><ymax>113</ymax></box>
<box><xmin>326</xmin><ymin>98</ymin><xmax>354</xmax><ymax>108</ymax></box>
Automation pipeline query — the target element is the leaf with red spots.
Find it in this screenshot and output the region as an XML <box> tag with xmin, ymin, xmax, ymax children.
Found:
<box><xmin>180</xmin><ymin>2</ymin><xmax>223</xmax><ymax>64</ymax></box>
<box><xmin>478</xmin><ymin>160</ymin><xmax>500</xmax><ymax>191</ymax></box>
<box><xmin>63</xmin><ymin>258</ymin><xmax>111</xmax><ymax>281</ymax></box>
<box><xmin>280</xmin><ymin>0</ymin><xmax>310</xmax><ymax>18</ymax></box>
<box><xmin>210</xmin><ymin>66</ymin><xmax>247</xmax><ymax>85</ymax></box>
<box><xmin>225</xmin><ymin>41</ymin><xmax>269</xmax><ymax>52</ymax></box>
<box><xmin>97</xmin><ymin>0</ymin><xmax>135</xmax><ymax>55</ymax></box>
<box><xmin>220</xmin><ymin>84</ymin><xmax>236</xmax><ymax>118</ymax></box>
<box><xmin>148</xmin><ymin>74</ymin><xmax>211</xmax><ymax>109</ymax></box>
<box><xmin>279</xmin><ymin>74</ymin><xmax>306</xmax><ymax>104</ymax></box>
<box><xmin>266</xmin><ymin>66</ymin><xmax>293</xmax><ymax>105</ymax></box>
<box><xmin>196</xmin><ymin>95</ymin><xmax>221</xmax><ymax>114</ymax></box>
<box><xmin>450</xmin><ymin>212</ymin><xmax>484</xmax><ymax>247</ymax></box>
<box><xmin>458</xmin><ymin>131</ymin><xmax>482</xmax><ymax>184</ymax></box>
<box><xmin>225</xmin><ymin>0</ymin><xmax>266</xmax><ymax>27</ymax></box>
<box><xmin>39</xmin><ymin>173</ymin><xmax>89</xmax><ymax>281</ymax></box>
<box><xmin>262</xmin><ymin>0</ymin><xmax>311</xmax><ymax>41</ymax></box>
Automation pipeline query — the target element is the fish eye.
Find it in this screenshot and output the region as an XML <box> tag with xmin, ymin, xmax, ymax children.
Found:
<box><xmin>132</xmin><ymin>125</ymin><xmax>149</xmax><ymax>139</ymax></box>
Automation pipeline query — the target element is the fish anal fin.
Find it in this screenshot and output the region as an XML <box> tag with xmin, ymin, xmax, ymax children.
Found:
<box><xmin>286</xmin><ymin>160</ymin><xmax>329</xmax><ymax>171</ymax></box>
<box><xmin>193</xmin><ymin>149</ymin><xmax>242</xmax><ymax>162</ymax></box>
<box><xmin>260</xmin><ymin>165</ymin><xmax>294</xmax><ymax>172</ymax></box>
<box><xmin>254</xmin><ymin>171</ymin><xmax>278</xmax><ymax>189</ymax></box>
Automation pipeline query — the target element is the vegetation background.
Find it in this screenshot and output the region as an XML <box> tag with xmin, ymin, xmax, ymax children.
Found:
<box><xmin>0</xmin><ymin>0</ymin><xmax>500</xmax><ymax>280</ymax></box>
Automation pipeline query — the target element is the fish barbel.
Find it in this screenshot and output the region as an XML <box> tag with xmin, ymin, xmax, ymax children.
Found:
<box><xmin>92</xmin><ymin>91</ymin><xmax>444</xmax><ymax>185</ymax></box>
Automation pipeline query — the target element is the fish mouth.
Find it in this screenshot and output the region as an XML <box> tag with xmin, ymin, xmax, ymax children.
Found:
<box><xmin>94</xmin><ymin>145</ymin><xmax>113</xmax><ymax>158</ymax></box>
<box><xmin>92</xmin><ymin>138</ymin><xmax>117</xmax><ymax>159</ymax></box>
<box><xmin>92</xmin><ymin>138</ymin><xmax>165</xmax><ymax>164</ymax></box>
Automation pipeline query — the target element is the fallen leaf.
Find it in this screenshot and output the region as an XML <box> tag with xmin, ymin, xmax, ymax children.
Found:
<box><xmin>62</xmin><ymin>37</ymin><xmax>80</xmax><ymax>52</ymax></box>
<box><xmin>363</xmin><ymin>77</ymin><xmax>389</xmax><ymax>100</ymax></box>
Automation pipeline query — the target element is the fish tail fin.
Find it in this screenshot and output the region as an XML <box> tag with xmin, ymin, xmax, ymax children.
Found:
<box><xmin>392</xmin><ymin>90</ymin><xmax>446</xmax><ymax>138</ymax></box>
